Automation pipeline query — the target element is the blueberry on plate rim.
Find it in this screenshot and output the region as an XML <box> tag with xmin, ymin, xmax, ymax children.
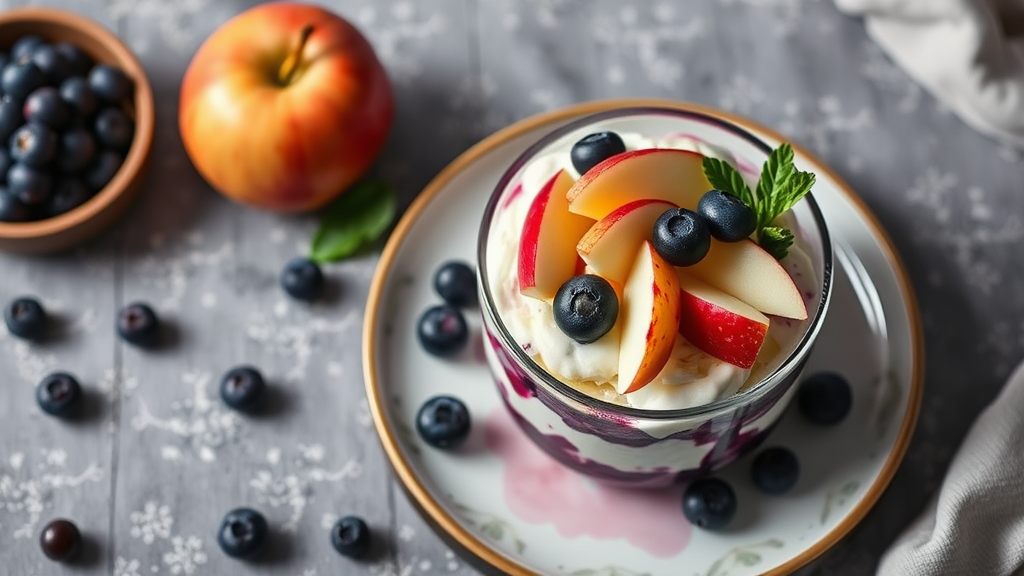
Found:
<box><xmin>37</xmin><ymin>372</ymin><xmax>83</xmax><ymax>418</ymax></box>
<box><xmin>416</xmin><ymin>395</ymin><xmax>471</xmax><ymax>449</ymax></box>
<box><xmin>220</xmin><ymin>365</ymin><xmax>266</xmax><ymax>412</ymax></box>
<box><xmin>39</xmin><ymin>518</ymin><xmax>81</xmax><ymax>562</ymax></box>
<box><xmin>697</xmin><ymin>189</ymin><xmax>757</xmax><ymax>242</ymax></box>
<box><xmin>416</xmin><ymin>304</ymin><xmax>468</xmax><ymax>357</ymax></box>
<box><xmin>552</xmin><ymin>274</ymin><xmax>618</xmax><ymax>344</ymax></box>
<box><xmin>433</xmin><ymin>260</ymin><xmax>477</xmax><ymax>307</ymax></box>
<box><xmin>652</xmin><ymin>207</ymin><xmax>712</xmax><ymax>267</ymax></box>
<box><xmin>751</xmin><ymin>446</ymin><xmax>800</xmax><ymax>495</ymax></box>
<box><xmin>5</xmin><ymin>296</ymin><xmax>47</xmax><ymax>339</ymax></box>
<box><xmin>280</xmin><ymin>257</ymin><xmax>324</xmax><ymax>301</ymax></box>
<box><xmin>217</xmin><ymin>508</ymin><xmax>268</xmax><ymax>559</ymax></box>
<box><xmin>117</xmin><ymin>302</ymin><xmax>160</xmax><ymax>347</ymax></box>
<box><xmin>331</xmin><ymin>515</ymin><xmax>372</xmax><ymax>558</ymax></box>
<box><xmin>682</xmin><ymin>477</ymin><xmax>737</xmax><ymax>530</ymax></box>
<box><xmin>798</xmin><ymin>371</ymin><xmax>852</xmax><ymax>426</ymax></box>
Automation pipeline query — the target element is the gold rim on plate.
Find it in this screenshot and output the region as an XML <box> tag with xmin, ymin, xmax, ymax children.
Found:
<box><xmin>362</xmin><ymin>98</ymin><xmax>925</xmax><ymax>576</ymax></box>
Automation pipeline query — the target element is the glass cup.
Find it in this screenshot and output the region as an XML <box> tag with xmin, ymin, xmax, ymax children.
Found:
<box><xmin>477</xmin><ymin>107</ymin><xmax>833</xmax><ymax>489</ymax></box>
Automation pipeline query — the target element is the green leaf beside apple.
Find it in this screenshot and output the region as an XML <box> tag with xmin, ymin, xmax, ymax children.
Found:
<box><xmin>310</xmin><ymin>179</ymin><xmax>395</xmax><ymax>263</ymax></box>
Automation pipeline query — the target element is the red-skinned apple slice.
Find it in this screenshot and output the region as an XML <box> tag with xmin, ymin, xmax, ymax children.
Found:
<box><xmin>577</xmin><ymin>199</ymin><xmax>677</xmax><ymax>283</ymax></box>
<box><xmin>566</xmin><ymin>149</ymin><xmax>712</xmax><ymax>220</ymax></box>
<box><xmin>686</xmin><ymin>239</ymin><xmax>807</xmax><ymax>320</ymax></box>
<box><xmin>676</xmin><ymin>272</ymin><xmax>770</xmax><ymax>369</ymax></box>
<box><xmin>616</xmin><ymin>241</ymin><xmax>682</xmax><ymax>395</ymax></box>
<box><xmin>517</xmin><ymin>170</ymin><xmax>593</xmax><ymax>300</ymax></box>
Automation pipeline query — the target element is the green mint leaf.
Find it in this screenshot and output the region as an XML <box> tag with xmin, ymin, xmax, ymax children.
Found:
<box><xmin>774</xmin><ymin>170</ymin><xmax>816</xmax><ymax>216</ymax></box>
<box><xmin>759</xmin><ymin>226</ymin><xmax>794</xmax><ymax>260</ymax></box>
<box><xmin>702</xmin><ymin>156</ymin><xmax>754</xmax><ymax>208</ymax></box>
<box><xmin>755</xmin><ymin>143</ymin><xmax>796</xmax><ymax>229</ymax></box>
<box><xmin>310</xmin><ymin>179</ymin><xmax>396</xmax><ymax>263</ymax></box>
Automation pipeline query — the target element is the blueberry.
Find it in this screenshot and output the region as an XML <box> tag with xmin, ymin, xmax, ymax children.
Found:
<box><xmin>56</xmin><ymin>129</ymin><xmax>96</xmax><ymax>174</ymax></box>
<box><xmin>570</xmin><ymin>131</ymin><xmax>626</xmax><ymax>175</ymax></box>
<box><xmin>9</xmin><ymin>163</ymin><xmax>52</xmax><ymax>205</ymax></box>
<box><xmin>217</xmin><ymin>508</ymin><xmax>268</xmax><ymax>559</ymax></box>
<box><xmin>30</xmin><ymin>44</ymin><xmax>71</xmax><ymax>85</ymax></box>
<box><xmin>84</xmin><ymin>150</ymin><xmax>122</xmax><ymax>192</ymax></box>
<box><xmin>652</xmin><ymin>208</ymin><xmax>711</xmax><ymax>267</ymax></box>
<box><xmin>1</xmin><ymin>61</ymin><xmax>46</xmax><ymax>101</ymax></box>
<box><xmin>5</xmin><ymin>296</ymin><xmax>47</xmax><ymax>339</ymax></box>
<box><xmin>88</xmin><ymin>64</ymin><xmax>132</xmax><ymax>103</ymax></box>
<box><xmin>0</xmin><ymin>146</ymin><xmax>11</xmax><ymax>176</ymax></box>
<box><xmin>219</xmin><ymin>366</ymin><xmax>266</xmax><ymax>412</ymax></box>
<box><xmin>697</xmin><ymin>189</ymin><xmax>757</xmax><ymax>242</ymax></box>
<box><xmin>39</xmin><ymin>519</ymin><xmax>81</xmax><ymax>562</ymax></box>
<box><xmin>751</xmin><ymin>447</ymin><xmax>800</xmax><ymax>494</ymax></box>
<box><xmin>798</xmin><ymin>372</ymin><xmax>852</xmax><ymax>426</ymax></box>
<box><xmin>279</xmin><ymin>257</ymin><xmax>324</xmax><ymax>301</ymax></box>
<box><xmin>0</xmin><ymin>52</ymin><xmax>10</xmax><ymax>71</ymax></box>
<box><xmin>55</xmin><ymin>43</ymin><xmax>91</xmax><ymax>77</ymax></box>
<box><xmin>682</xmin><ymin>478</ymin><xmax>737</xmax><ymax>530</ymax></box>
<box><xmin>552</xmin><ymin>274</ymin><xmax>618</xmax><ymax>344</ymax></box>
<box><xmin>46</xmin><ymin>178</ymin><xmax>92</xmax><ymax>217</ymax></box>
<box><xmin>0</xmin><ymin>186</ymin><xmax>31</xmax><ymax>222</ymax></box>
<box><xmin>416</xmin><ymin>305</ymin><xmax>468</xmax><ymax>357</ymax></box>
<box><xmin>0</xmin><ymin>98</ymin><xmax>23</xmax><ymax>142</ymax></box>
<box><xmin>10</xmin><ymin>122</ymin><xmax>58</xmax><ymax>167</ymax></box>
<box><xmin>11</xmin><ymin>36</ymin><xmax>45</xmax><ymax>62</ymax></box>
<box><xmin>23</xmin><ymin>87</ymin><xmax>70</xmax><ymax>130</ymax></box>
<box><xmin>116</xmin><ymin>302</ymin><xmax>160</xmax><ymax>347</ymax></box>
<box><xmin>59</xmin><ymin>76</ymin><xmax>97</xmax><ymax>119</ymax></box>
<box><xmin>330</xmin><ymin>516</ymin><xmax>372</xmax><ymax>558</ymax></box>
<box><xmin>37</xmin><ymin>372</ymin><xmax>82</xmax><ymax>417</ymax></box>
<box><xmin>416</xmin><ymin>395</ymin><xmax>471</xmax><ymax>449</ymax></box>
<box><xmin>433</xmin><ymin>260</ymin><xmax>477</xmax><ymax>307</ymax></box>
<box><xmin>94</xmin><ymin>107</ymin><xmax>133</xmax><ymax>151</ymax></box>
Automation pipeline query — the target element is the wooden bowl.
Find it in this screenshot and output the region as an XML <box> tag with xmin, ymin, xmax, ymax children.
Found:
<box><xmin>0</xmin><ymin>7</ymin><xmax>154</xmax><ymax>254</ymax></box>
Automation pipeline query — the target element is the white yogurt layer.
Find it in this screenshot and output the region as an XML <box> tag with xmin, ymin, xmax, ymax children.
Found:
<box><xmin>486</xmin><ymin>132</ymin><xmax>811</xmax><ymax>410</ymax></box>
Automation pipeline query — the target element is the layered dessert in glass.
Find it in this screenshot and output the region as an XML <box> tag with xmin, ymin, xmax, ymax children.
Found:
<box><xmin>477</xmin><ymin>107</ymin><xmax>833</xmax><ymax>488</ymax></box>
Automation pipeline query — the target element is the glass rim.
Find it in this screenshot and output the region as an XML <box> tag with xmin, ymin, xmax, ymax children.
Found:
<box><xmin>476</xmin><ymin>106</ymin><xmax>834</xmax><ymax>421</ymax></box>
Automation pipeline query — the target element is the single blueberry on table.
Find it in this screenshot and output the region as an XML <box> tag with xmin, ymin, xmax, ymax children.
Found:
<box><xmin>652</xmin><ymin>208</ymin><xmax>712</xmax><ymax>267</ymax></box>
<box><xmin>11</xmin><ymin>35</ymin><xmax>44</xmax><ymax>62</ymax></box>
<box><xmin>116</xmin><ymin>302</ymin><xmax>160</xmax><ymax>347</ymax></box>
<box><xmin>94</xmin><ymin>107</ymin><xmax>133</xmax><ymax>151</ymax></box>
<box><xmin>330</xmin><ymin>516</ymin><xmax>372</xmax><ymax>558</ymax></box>
<box><xmin>9</xmin><ymin>163</ymin><xmax>53</xmax><ymax>206</ymax></box>
<box><xmin>217</xmin><ymin>508</ymin><xmax>268</xmax><ymax>559</ymax></box>
<box><xmin>59</xmin><ymin>76</ymin><xmax>97</xmax><ymax>119</ymax></box>
<box><xmin>36</xmin><ymin>372</ymin><xmax>82</xmax><ymax>417</ymax></box>
<box><xmin>798</xmin><ymin>372</ymin><xmax>852</xmax><ymax>426</ymax></box>
<box><xmin>552</xmin><ymin>274</ymin><xmax>618</xmax><ymax>344</ymax></box>
<box><xmin>0</xmin><ymin>98</ymin><xmax>24</xmax><ymax>142</ymax></box>
<box><xmin>56</xmin><ymin>129</ymin><xmax>96</xmax><ymax>173</ymax></box>
<box><xmin>39</xmin><ymin>518</ymin><xmax>81</xmax><ymax>562</ymax></box>
<box><xmin>10</xmin><ymin>122</ymin><xmax>58</xmax><ymax>168</ymax></box>
<box><xmin>219</xmin><ymin>366</ymin><xmax>266</xmax><ymax>412</ymax></box>
<box><xmin>697</xmin><ymin>189</ymin><xmax>757</xmax><ymax>242</ymax></box>
<box><xmin>0</xmin><ymin>186</ymin><xmax>31</xmax><ymax>222</ymax></box>
<box><xmin>23</xmin><ymin>86</ymin><xmax>70</xmax><ymax>130</ymax></box>
<box><xmin>570</xmin><ymin>131</ymin><xmax>626</xmax><ymax>175</ymax></box>
<box><xmin>416</xmin><ymin>304</ymin><xmax>468</xmax><ymax>357</ymax></box>
<box><xmin>55</xmin><ymin>42</ymin><xmax>92</xmax><ymax>77</ymax></box>
<box><xmin>751</xmin><ymin>447</ymin><xmax>800</xmax><ymax>495</ymax></box>
<box><xmin>46</xmin><ymin>178</ymin><xmax>92</xmax><ymax>218</ymax></box>
<box><xmin>88</xmin><ymin>64</ymin><xmax>132</xmax><ymax>103</ymax></box>
<box><xmin>5</xmin><ymin>296</ymin><xmax>47</xmax><ymax>339</ymax></box>
<box><xmin>30</xmin><ymin>44</ymin><xmax>71</xmax><ymax>85</ymax></box>
<box><xmin>433</xmin><ymin>260</ymin><xmax>477</xmax><ymax>307</ymax></box>
<box><xmin>416</xmin><ymin>395</ymin><xmax>471</xmax><ymax>449</ymax></box>
<box><xmin>2</xmin><ymin>60</ymin><xmax>47</xmax><ymax>101</ymax></box>
<box><xmin>682</xmin><ymin>477</ymin><xmax>737</xmax><ymax>530</ymax></box>
<box><xmin>279</xmin><ymin>257</ymin><xmax>324</xmax><ymax>301</ymax></box>
<box><xmin>84</xmin><ymin>150</ymin><xmax>122</xmax><ymax>192</ymax></box>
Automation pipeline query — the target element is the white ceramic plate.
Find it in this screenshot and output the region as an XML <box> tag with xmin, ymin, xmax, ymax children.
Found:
<box><xmin>364</xmin><ymin>100</ymin><xmax>923</xmax><ymax>576</ymax></box>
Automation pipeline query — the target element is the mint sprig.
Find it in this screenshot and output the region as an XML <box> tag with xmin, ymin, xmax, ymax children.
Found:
<box><xmin>701</xmin><ymin>143</ymin><xmax>815</xmax><ymax>260</ymax></box>
<box><xmin>310</xmin><ymin>179</ymin><xmax>396</xmax><ymax>263</ymax></box>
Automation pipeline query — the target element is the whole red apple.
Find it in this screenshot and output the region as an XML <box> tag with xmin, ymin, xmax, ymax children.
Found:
<box><xmin>179</xmin><ymin>2</ymin><xmax>393</xmax><ymax>212</ymax></box>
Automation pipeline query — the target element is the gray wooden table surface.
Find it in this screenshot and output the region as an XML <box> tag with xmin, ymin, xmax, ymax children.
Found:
<box><xmin>1</xmin><ymin>1</ymin><xmax>1021</xmax><ymax>574</ymax></box>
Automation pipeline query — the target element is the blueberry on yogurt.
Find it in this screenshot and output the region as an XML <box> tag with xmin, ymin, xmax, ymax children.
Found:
<box><xmin>552</xmin><ymin>274</ymin><xmax>618</xmax><ymax>344</ymax></box>
<box><xmin>570</xmin><ymin>131</ymin><xmax>626</xmax><ymax>175</ymax></box>
<box><xmin>697</xmin><ymin>189</ymin><xmax>756</xmax><ymax>242</ymax></box>
<box><xmin>652</xmin><ymin>208</ymin><xmax>711</xmax><ymax>267</ymax></box>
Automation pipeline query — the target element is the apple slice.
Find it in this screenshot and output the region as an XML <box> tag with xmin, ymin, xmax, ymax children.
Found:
<box><xmin>577</xmin><ymin>199</ymin><xmax>677</xmax><ymax>283</ymax></box>
<box><xmin>686</xmin><ymin>239</ymin><xmax>807</xmax><ymax>320</ymax></box>
<box><xmin>566</xmin><ymin>149</ymin><xmax>712</xmax><ymax>220</ymax></box>
<box><xmin>518</xmin><ymin>170</ymin><xmax>594</xmax><ymax>300</ymax></box>
<box><xmin>676</xmin><ymin>272</ymin><xmax>770</xmax><ymax>369</ymax></box>
<box><xmin>616</xmin><ymin>241</ymin><xmax>682</xmax><ymax>395</ymax></box>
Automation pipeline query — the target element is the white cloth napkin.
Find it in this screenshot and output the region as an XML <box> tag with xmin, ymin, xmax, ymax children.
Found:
<box><xmin>875</xmin><ymin>359</ymin><xmax>1024</xmax><ymax>576</ymax></box>
<box><xmin>836</xmin><ymin>0</ymin><xmax>1024</xmax><ymax>150</ymax></box>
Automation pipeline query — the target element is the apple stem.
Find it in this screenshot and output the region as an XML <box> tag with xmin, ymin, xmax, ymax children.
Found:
<box><xmin>279</xmin><ymin>24</ymin><xmax>314</xmax><ymax>85</ymax></box>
